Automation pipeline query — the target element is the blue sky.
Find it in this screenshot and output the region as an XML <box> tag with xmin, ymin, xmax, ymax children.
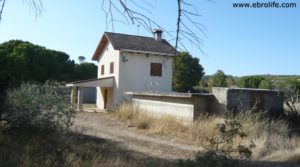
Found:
<box><xmin>0</xmin><ymin>0</ymin><xmax>299</xmax><ymax>76</ymax></box>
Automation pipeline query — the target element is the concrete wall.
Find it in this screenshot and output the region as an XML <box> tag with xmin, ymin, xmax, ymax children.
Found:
<box><xmin>131</xmin><ymin>93</ymin><xmax>215</xmax><ymax>121</ymax></box>
<box><xmin>212</xmin><ymin>87</ymin><xmax>284</xmax><ymax>116</ymax></box>
<box><xmin>212</xmin><ymin>87</ymin><xmax>228</xmax><ymax>105</ymax></box>
<box><xmin>133</xmin><ymin>95</ymin><xmax>194</xmax><ymax>121</ymax></box>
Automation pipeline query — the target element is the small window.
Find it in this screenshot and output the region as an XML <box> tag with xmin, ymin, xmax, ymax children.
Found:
<box><xmin>101</xmin><ymin>65</ymin><xmax>105</xmax><ymax>75</ymax></box>
<box><xmin>150</xmin><ymin>63</ymin><xmax>162</xmax><ymax>76</ymax></box>
<box><xmin>110</xmin><ymin>62</ymin><xmax>114</xmax><ymax>74</ymax></box>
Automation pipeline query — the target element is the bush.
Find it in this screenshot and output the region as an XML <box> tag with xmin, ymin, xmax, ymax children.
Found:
<box><xmin>208</xmin><ymin>70</ymin><xmax>227</xmax><ymax>91</ymax></box>
<box><xmin>259</xmin><ymin>79</ymin><xmax>272</xmax><ymax>89</ymax></box>
<box><xmin>1</xmin><ymin>81</ymin><xmax>75</xmax><ymax>131</ymax></box>
<box><xmin>237</xmin><ymin>76</ymin><xmax>265</xmax><ymax>88</ymax></box>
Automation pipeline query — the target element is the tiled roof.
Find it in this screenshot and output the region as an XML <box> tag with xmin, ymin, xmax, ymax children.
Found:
<box><xmin>92</xmin><ymin>32</ymin><xmax>176</xmax><ymax>60</ymax></box>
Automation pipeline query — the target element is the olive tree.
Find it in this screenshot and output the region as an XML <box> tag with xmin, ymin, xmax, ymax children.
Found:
<box><xmin>1</xmin><ymin>81</ymin><xmax>75</xmax><ymax>130</ymax></box>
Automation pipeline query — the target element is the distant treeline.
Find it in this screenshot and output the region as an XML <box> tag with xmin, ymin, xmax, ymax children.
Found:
<box><xmin>0</xmin><ymin>40</ymin><xmax>97</xmax><ymax>88</ymax></box>
<box><xmin>196</xmin><ymin>70</ymin><xmax>300</xmax><ymax>94</ymax></box>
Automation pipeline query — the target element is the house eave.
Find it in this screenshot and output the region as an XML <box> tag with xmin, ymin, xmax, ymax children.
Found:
<box><xmin>92</xmin><ymin>33</ymin><xmax>110</xmax><ymax>61</ymax></box>
<box><xmin>66</xmin><ymin>77</ymin><xmax>115</xmax><ymax>87</ymax></box>
<box><xmin>120</xmin><ymin>49</ymin><xmax>176</xmax><ymax>57</ymax></box>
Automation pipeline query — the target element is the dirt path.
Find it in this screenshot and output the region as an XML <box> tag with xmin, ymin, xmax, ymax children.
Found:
<box><xmin>72</xmin><ymin>112</ymin><xmax>202</xmax><ymax>160</ymax></box>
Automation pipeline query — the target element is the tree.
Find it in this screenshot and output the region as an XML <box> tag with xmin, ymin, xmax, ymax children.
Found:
<box><xmin>0</xmin><ymin>40</ymin><xmax>76</xmax><ymax>87</ymax></box>
<box><xmin>194</xmin><ymin>78</ymin><xmax>209</xmax><ymax>93</ymax></box>
<box><xmin>173</xmin><ymin>52</ymin><xmax>204</xmax><ymax>92</ymax></box>
<box><xmin>285</xmin><ymin>78</ymin><xmax>300</xmax><ymax>94</ymax></box>
<box><xmin>226</xmin><ymin>75</ymin><xmax>236</xmax><ymax>87</ymax></box>
<box><xmin>259</xmin><ymin>79</ymin><xmax>272</xmax><ymax>89</ymax></box>
<box><xmin>0</xmin><ymin>0</ymin><xmax>207</xmax><ymax>53</ymax></box>
<box><xmin>237</xmin><ymin>76</ymin><xmax>265</xmax><ymax>88</ymax></box>
<box><xmin>208</xmin><ymin>70</ymin><xmax>227</xmax><ymax>90</ymax></box>
<box><xmin>73</xmin><ymin>62</ymin><xmax>97</xmax><ymax>80</ymax></box>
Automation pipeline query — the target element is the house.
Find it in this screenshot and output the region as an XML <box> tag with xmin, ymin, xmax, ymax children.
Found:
<box><xmin>66</xmin><ymin>30</ymin><xmax>177</xmax><ymax>110</ymax></box>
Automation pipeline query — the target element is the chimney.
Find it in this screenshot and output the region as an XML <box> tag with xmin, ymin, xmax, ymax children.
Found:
<box><xmin>153</xmin><ymin>29</ymin><xmax>163</xmax><ymax>41</ymax></box>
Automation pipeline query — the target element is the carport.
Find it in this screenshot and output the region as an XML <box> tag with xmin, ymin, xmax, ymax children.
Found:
<box><xmin>66</xmin><ymin>77</ymin><xmax>114</xmax><ymax>110</ymax></box>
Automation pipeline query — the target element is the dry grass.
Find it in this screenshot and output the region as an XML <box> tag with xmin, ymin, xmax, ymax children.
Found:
<box><xmin>114</xmin><ymin>103</ymin><xmax>300</xmax><ymax>163</ymax></box>
<box><xmin>0</xmin><ymin>127</ymin><xmax>177</xmax><ymax>167</ymax></box>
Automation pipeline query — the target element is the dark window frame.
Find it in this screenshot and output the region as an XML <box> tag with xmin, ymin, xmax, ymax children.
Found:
<box><xmin>110</xmin><ymin>62</ymin><xmax>114</xmax><ymax>74</ymax></box>
<box><xmin>101</xmin><ymin>65</ymin><xmax>105</xmax><ymax>75</ymax></box>
<box><xmin>150</xmin><ymin>63</ymin><xmax>162</xmax><ymax>76</ymax></box>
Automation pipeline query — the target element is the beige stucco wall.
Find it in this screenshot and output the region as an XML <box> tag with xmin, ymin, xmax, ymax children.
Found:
<box><xmin>96</xmin><ymin>42</ymin><xmax>120</xmax><ymax>109</ymax></box>
<box><xmin>118</xmin><ymin>52</ymin><xmax>173</xmax><ymax>102</ymax></box>
<box><xmin>96</xmin><ymin>41</ymin><xmax>173</xmax><ymax>110</ymax></box>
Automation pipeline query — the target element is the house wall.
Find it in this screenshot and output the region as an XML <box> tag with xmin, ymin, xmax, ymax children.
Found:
<box><xmin>96</xmin><ymin>42</ymin><xmax>120</xmax><ymax>109</ymax></box>
<box><xmin>118</xmin><ymin>52</ymin><xmax>173</xmax><ymax>103</ymax></box>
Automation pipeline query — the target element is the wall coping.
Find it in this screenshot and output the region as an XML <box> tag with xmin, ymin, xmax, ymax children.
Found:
<box><xmin>125</xmin><ymin>91</ymin><xmax>213</xmax><ymax>98</ymax></box>
<box><xmin>212</xmin><ymin>87</ymin><xmax>283</xmax><ymax>93</ymax></box>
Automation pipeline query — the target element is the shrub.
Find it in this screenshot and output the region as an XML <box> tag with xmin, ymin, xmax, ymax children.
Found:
<box><xmin>208</xmin><ymin>70</ymin><xmax>227</xmax><ymax>91</ymax></box>
<box><xmin>259</xmin><ymin>79</ymin><xmax>272</xmax><ymax>89</ymax></box>
<box><xmin>1</xmin><ymin>81</ymin><xmax>75</xmax><ymax>131</ymax></box>
<box><xmin>237</xmin><ymin>76</ymin><xmax>265</xmax><ymax>88</ymax></box>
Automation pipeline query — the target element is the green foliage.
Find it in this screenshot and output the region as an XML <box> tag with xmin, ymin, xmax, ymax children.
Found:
<box><xmin>73</xmin><ymin>62</ymin><xmax>97</xmax><ymax>80</ymax></box>
<box><xmin>285</xmin><ymin>78</ymin><xmax>300</xmax><ymax>94</ymax></box>
<box><xmin>237</xmin><ymin>76</ymin><xmax>265</xmax><ymax>88</ymax></box>
<box><xmin>226</xmin><ymin>76</ymin><xmax>236</xmax><ymax>87</ymax></box>
<box><xmin>2</xmin><ymin>81</ymin><xmax>75</xmax><ymax>130</ymax></box>
<box><xmin>194</xmin><ymin>79</ymin><xmax>209</xmax><ymax>93</ymax></box>
<box><xmin>258</xmin><ymin>79</ymin><xmax>272</xmax><ymax>89</ymax></box>
<box><xmin>0</xmin><ymin>40</ymin><xmax>98</xmax><ymax>88</ymax></box>
<box><xmin>173</xmin><ymin>52</ymin><xmax>205</xmax><ymax>92</ymax></box>
<box><xmin>0</xmin><ymin>40</ymin><xmax>76</xmax><ymax>87</ymax></box>
<box><xmin>208</xmin><ymin>70</ymin><xmax>227</xmax><ymax>91</ymax></box>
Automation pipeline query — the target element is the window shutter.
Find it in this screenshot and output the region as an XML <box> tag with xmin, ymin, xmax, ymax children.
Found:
<box><xmin>150</xmin><ymin>63</ymin><xmax>162</xmax><ymax>76</ymax></box>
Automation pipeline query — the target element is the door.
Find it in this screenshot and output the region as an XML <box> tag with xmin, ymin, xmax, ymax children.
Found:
<box><xmin>104</xmin><ymin>89</ymin><xmax>108</xmax><ymax>109</ymax></box>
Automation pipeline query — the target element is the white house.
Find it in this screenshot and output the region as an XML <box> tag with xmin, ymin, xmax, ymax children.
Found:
<box><xmin>66</xmin><ymin>30</ymin><xmax>176</xmax><ymax>110</ymax></box>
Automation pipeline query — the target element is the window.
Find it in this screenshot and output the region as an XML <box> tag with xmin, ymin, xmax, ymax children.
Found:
<box><xmin>110</xmin><ymin>62</ymin><xmax>114</xmax><ymax>74</ymax></box>
<box><xmin>150</xmin><ymin>63</ymin><xmax>162</xmax><ymax>76</ymax></box>
<box><xmin>101</xmin><ymin>65</ymin><xmax>104</xmax><ymax>75</ymax></box>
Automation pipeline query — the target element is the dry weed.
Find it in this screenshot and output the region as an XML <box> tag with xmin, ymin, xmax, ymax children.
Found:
<box><xmin>114</xmin><ymin>104</ymin><xmax>300</xmax><ymax>161</ymax></box>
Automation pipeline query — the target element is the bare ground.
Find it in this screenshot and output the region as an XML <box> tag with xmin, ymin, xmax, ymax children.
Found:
<box><xmin>72</xmin><ymin>112</ymin><xmax>202</xmax><ymax>161</ymax></box>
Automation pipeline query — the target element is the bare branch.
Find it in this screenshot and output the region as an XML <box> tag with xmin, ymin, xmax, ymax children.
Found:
<box><xmin>0</xmin><ymin>0</ymin><xmax>6</xmax><ymax>22</ymax></box>
<box><xmin>22</xmin><ymin>0</ymin><xmax>44</xmax><ymax>18</ymax></box>
<box><xmin>0</xmin><ymin>0</ymin><xmax>209</xmax><ymax>56</ymax></box>
<box><xmin>175</xmin><ymin>0</ymin><xmax>181</xmax><ymax>54</ymax></box>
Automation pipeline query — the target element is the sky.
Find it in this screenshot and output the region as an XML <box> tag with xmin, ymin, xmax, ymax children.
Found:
<box><xmin>0</xmin><ymin>0</ymin><xmax>299</xmax><ymax>76</ymax></box>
